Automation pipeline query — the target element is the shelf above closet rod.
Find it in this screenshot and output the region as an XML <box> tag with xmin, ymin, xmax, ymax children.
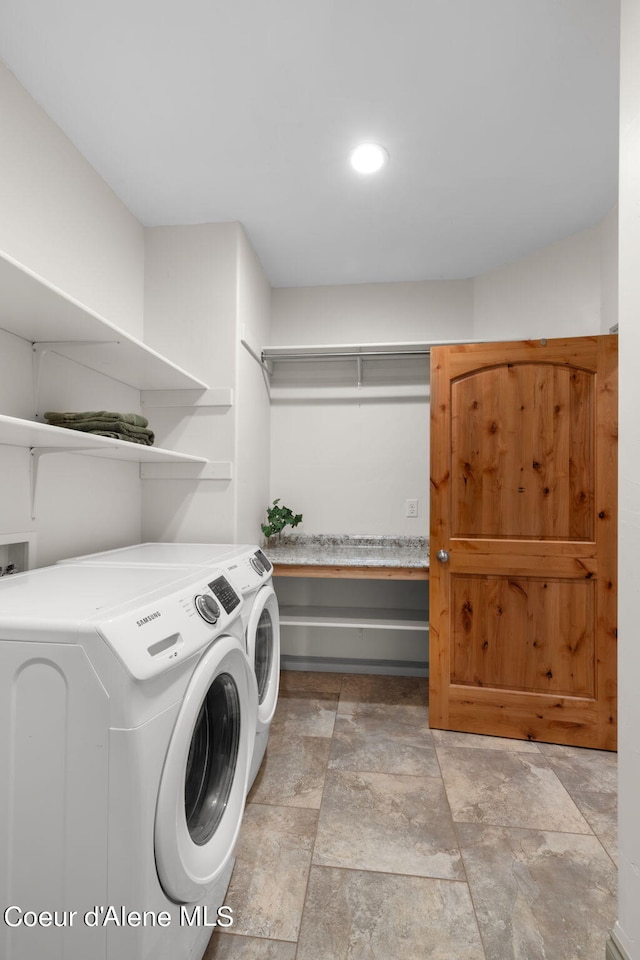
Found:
<box><xmin>259</xmin><ymin>341</ymin><xmax>488</xmax><ymax>387</ymax></box>
<box><xmin>261</xmin><ymin>339</ymin><xmax>493</xmax><ymax>362</ymax></box>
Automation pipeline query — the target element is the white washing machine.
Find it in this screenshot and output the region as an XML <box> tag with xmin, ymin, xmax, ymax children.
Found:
<box><xmin>0</xmin><ymin>561</ymin><xmax>258</xmax><ymax>960</ymax></box>
<box><xmin>60</xmin><ymin>543</ymin><xmax>280</xmax><ymax>787</ymax></box>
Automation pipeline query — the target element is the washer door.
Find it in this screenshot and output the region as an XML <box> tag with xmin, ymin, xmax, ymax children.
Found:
<box><xmin>247</xmin><ymin>586</ymin><xmax>280</xmax><ymax>728</ymax></box>
<box><xmin>155</xmin><ymin>634</ymin><xmax>257</xmax><ymax>903</ymax></box>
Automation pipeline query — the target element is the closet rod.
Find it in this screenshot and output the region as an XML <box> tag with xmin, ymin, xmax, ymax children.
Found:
<box><xmin>262</xmin><ymin>348</ymin><xmax>431</xmax><ymax>362</ymax></box>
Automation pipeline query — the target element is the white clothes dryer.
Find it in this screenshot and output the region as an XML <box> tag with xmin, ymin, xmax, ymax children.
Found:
<box><xmin>0</xmin><ymin>562</ymin><xmax>257</xmax><ymax>960</ymax></box>
<box><xmin>217</xmin><ymin>546</ymin><xmax>279</xmax><ymax>786</ymax></box>
<box><xmin>60</xmin><ymin>543</ymin><xmax>280</xmax><ymax>787</ymax></box>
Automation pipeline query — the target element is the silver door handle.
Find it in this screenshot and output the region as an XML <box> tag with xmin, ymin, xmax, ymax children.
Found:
<box><xmin>437</xmin><ymin>549</ymin><xmax>450</xmax><ymax>563</ymax></box>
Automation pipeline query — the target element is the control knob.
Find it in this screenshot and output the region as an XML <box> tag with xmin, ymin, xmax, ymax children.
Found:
<box><xmin>250</xmin><ymin>556</ymin><xmax>265</xmax><ymax>576</ymax></box>
<box><xmin>195</xmin><ymin>594</ymin><xmax>220</xmax><ymax>624</ymax></box>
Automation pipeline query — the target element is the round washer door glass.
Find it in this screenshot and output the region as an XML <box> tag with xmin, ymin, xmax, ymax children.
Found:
<box><xmin>255</xmin><ymin>609</ymin><xmax>273</xmax><ymax>703</ymax></box>
<box><xmin>154</xmin><ymin>637</ymin><xmax>257</xmax><ymax>904</ymax></box>
<box><xmin>184</xmin><ymin>672</ymin><xmax>240</xmax><ymax>845</ymax></box>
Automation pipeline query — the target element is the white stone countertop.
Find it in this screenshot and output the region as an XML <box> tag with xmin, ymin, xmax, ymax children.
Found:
<box><xmin>262</xmin><ymin>534</ymin><xmax>429</xmax><ymax>568</ymax></box>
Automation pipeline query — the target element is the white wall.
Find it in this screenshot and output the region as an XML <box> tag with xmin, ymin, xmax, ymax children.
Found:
<box><xmin>269</xmin><ymin>279</ymin><xmax>473</xmax><ymax>537</ymax></box>
<box><xmin>141</xmin><ymin>223</ymin><xmax>239</xmax><ymax>543</ymax></box>
<box><xmin>613</xmin><ymin>2</ymin><xmax>640</xmax><ymax>957</ymax></box>
<box><xmin>601</xmin><ymin>205</ymin><xmax>619</xmax><ymax>334</ymax></box>
<box><xmin>0</xmin><ymin>63</ymin><xmax>145</xmax><ymax>568</ymax></box>
<box><xmin>0</xmin><ymin>64</ymin><xmax>144</xmax><ymax>338</ymax></box>
<box><xmin>142</xmin><ymin>223</ymin><xmax>239</xmax><ymax>388</ymax></box>
<box><xmin>270</xmin><ymin>390</ymin><xmax>430</xmax><ymax>536</ymax></box>
<box><xmin>142</xmin><ymin>222</ymin><xmax>271</xmax><ymax>547</ymax></box>
<box><xmin>473</xmin><ymin>222</ymin><xmax>606</xmax><ymax>340</ymax></box>
<box><xmin>272</xmin><ymin>279</ymin><xmax>474</xmax><ymax>345</ymax></box>
<box><xmin>235</xmin><ymin>227</ymin><xmax>272</xmax><ymax>543</ymax></box>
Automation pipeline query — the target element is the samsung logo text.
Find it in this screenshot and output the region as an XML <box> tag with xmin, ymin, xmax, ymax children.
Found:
<box><xmin>136</xmin><ymin>611</ymin><xmax>162</xmax><ymax>627</ymax></box>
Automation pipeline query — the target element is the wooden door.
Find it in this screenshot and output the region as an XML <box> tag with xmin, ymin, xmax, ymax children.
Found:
<box><xmin>429</xmin><ymin>336</ymin><xmax>617</xmax><ymax>750</ymax></box>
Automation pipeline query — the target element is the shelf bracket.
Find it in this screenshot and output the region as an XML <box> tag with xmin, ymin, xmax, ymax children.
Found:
<box><xmin>29</xmin><ymin>445</ymin><xmax>103</xmax><ymax>519</ymax></box>
<box><xmin>240</xmin><ymin>331</ymin><xmax>273</xmax><ymax>375</ymax></box>
<box><xmin>356</xmin><ymin>356</ymin><xmax>363</xmax><ymax>388</ymax></box>
<box><xmin>32</xmin><ymin>341</ymin><xmax>119</xmax><ymax>418</ymax></box>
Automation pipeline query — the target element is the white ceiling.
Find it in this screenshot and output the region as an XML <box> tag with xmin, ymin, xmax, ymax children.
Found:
<box><xmin>0</xmin><ymin>0</ymin><xmax>620</xmax><ymax>288</ymax></box>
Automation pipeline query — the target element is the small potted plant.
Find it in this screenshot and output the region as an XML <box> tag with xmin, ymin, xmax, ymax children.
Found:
<box><xmin>261</xmin><ymin>498</ymin><xmax>303</xmax><ymax>544</ymax></box>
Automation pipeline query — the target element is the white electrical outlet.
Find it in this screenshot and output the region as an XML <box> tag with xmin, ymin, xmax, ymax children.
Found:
<box><xmin>405</xmin><ymin>499</ymin><xmax>418</xmax><ymax>518</ymax></box>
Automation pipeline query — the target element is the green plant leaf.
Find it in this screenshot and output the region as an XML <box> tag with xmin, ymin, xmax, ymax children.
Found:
<box><xmin>262</xmin><ymin>498</ymin><xmax>303</xmax><ymax>539</ymax></box>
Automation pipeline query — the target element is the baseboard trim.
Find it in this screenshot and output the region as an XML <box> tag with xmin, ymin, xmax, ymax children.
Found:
<box><xmin>606</xmin><ymin>932</ymin><xmax>632</xmax><ymax>960</ymax></box>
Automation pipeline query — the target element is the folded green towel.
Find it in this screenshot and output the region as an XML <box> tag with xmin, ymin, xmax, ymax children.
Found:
<box><xmin>47</xmin><ymin>420</ymin><xmax>155</xmax><ymax>445</ymax></box>
<box><xmin>45</xmin><ymin>410</ymin><xmax>149</xmax><ymax>428</ymax></box>
<box><xmin>89</xmin><ymin>430</ymin><xmax>154</xmax><ymax>445</ymax></box>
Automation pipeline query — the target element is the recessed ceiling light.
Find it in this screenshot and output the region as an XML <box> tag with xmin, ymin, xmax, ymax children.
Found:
<box><xmin>350</xmin><ymin>143</ymin><xmax>389</xmax><ymax>175</ymax></box>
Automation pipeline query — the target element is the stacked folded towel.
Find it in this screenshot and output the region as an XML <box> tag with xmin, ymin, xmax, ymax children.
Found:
<box><xmin>44</xmin><ymin>411</ymin><xmax>155</xmax><ymax>446</ymax></box>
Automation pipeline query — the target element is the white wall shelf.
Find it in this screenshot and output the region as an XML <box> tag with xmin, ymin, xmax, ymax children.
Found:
<box><xmin>0</xmin><ymin>415</ymin><xmax>207</xmax><ymax>464</ymax></box>
<box><xmin>0</xmin><ymin>250</ymin><xmax>209</xmax><ymax>391</ymax></box>
<box><xmin>0</xmin><ymin>414</ymin><xmax>208</xmax><ymax>518</ymax></box>
<box><xmin>275</xmin><ymin>571</ymin><xmax>429</xmax><ymax>674</ymax></box>
<box><xmin>263</xmin><ymin>341</ymin><xmax>435</xmax><ymax>362</ymax></box>
<box><xmin>261</xmin><ymin>341</ymin><xmax>432</xmax><ymax>387</ymax></box>
<box><xmin>140</xmin><ymin>461</ymin><xmax>232</xmax><ymax>480</ymax></box>
<box><xmin>141</xmin><ymin>388</ymin><xmax>233</xmax><ymax>408</ymax></box>
<box><xmin>263</xmin><ymin>338</ymin><xmax>496</xmax><ymax>360</ymax></box>
<box><xmin>0</xmin><ymin>250</ymin><xmax>232</xmax><ymax>516</ymax></box>
<box><xmin>253</xmin><ymin>340</ymin><xmax>486</xmax><ymax>388</ymax></box>
<box><xmin>279</xmin><ymin>604</ymin><xmax>428</xmax><ymax>631</ymax></box>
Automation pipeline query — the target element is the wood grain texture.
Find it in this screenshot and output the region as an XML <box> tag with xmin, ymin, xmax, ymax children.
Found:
<box><xmin>449</xmin><ymin>553</ymin><xmax>597</xmax><ymax>578</ymax></box>
<box><xmin>445</xmin><ymin>337</ymin><xmax>600</xmax><ymax>377</ymax></box>
<box><xmin>451</xmin><ymin>576</ymin><xmax>595</xmax><ymax>697</ymax></box>
<box><xmin>451</xmin><ymin>538</ymin><xmax>596</xmax><ymax>556</ymax></box>
<box><xmin>451</xmin><ymin>363</ymin><xmax>593</xmax><ymax>539</ymax></box>
<box><xmin>272</xmin><ymin>564</ymin><xmax>429</xmax><ymax>581</ymax></box>
<box><xmin>593</xmin><ymin>335</ymin><xmax>618</xmax><ymax>750</ymax></box>
<box><xmin>429</xmin><ymin>335</ymin><xmax>617</xmax><ymax>751</ymax></box>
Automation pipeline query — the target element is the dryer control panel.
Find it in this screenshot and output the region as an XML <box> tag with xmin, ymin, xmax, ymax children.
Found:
<box><xmin>224</xmin><ymin>551</ymin><xmax>273</xmax><ymax>596</ymax></box>
<box><xmin>254</xmin><ymin>548</ymin><xmax>272</xmax><ymax>572</ymax></box>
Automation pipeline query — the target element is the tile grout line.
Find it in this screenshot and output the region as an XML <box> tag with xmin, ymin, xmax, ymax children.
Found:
<box><xmin>292</xmin><ymin>671</ymin><xmax>348</xmax><ymax>960</ymax></box>
<box><xmin>432</xmin><ymin>721</ymin><xmax>489</xmax><ymax>960</ymax></box>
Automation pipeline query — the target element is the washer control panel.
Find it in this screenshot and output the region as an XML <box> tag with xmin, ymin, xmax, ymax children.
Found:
<box><xmin>208</xmin><ymin>574</ymin><xmax>241</xmax><ymax>614</ymax></box>
<box><xmin>96</xmin><ymin>567</ymin><xmax>244</xmax><ymax>680</ymax></box>
<box><xmin>194</xmin><ymin>593</ymin><xmax>220</xmax><ymax>623</ymax></box>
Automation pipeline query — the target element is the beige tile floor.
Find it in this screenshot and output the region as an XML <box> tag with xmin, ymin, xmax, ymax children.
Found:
<box><xmin>205</xmin><ymin>672</ymin><xmax>617</xmax><ymax>960</ymax></box>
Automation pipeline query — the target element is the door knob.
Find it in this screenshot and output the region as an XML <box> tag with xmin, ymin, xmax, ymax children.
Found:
<box><xmin>437</xmin><ymin>549</ymin><xmax>450</xmax><ymax>563</ymax></box>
